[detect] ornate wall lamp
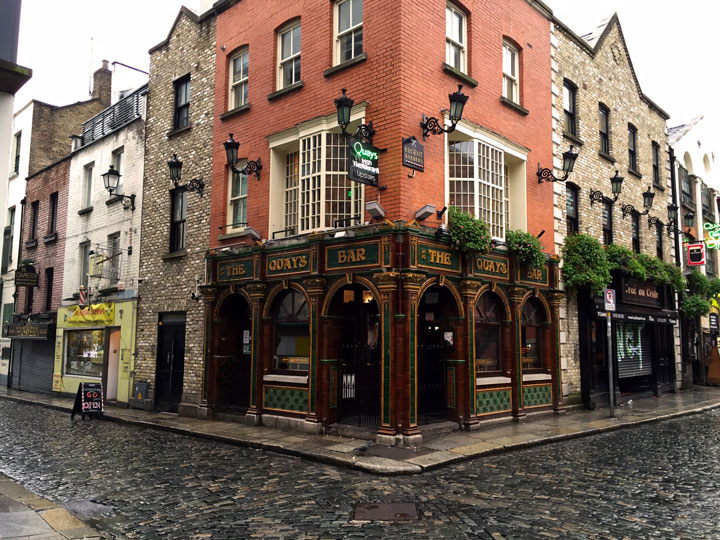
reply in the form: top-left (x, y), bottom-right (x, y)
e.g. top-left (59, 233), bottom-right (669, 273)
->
top-left (167, 154), bottom-right (204, 196)
top-left (420, 84), bottom-right (469, 140)
top-left (682, 210), bottom-right (695, 240)
top-left (590, 170), bottom-right (624, 206)
top-left (223, 133), bottom-right (262, 179)
top-left (621, 186), bottom-right (655, 219)
top-left (537, 145), bottom-right (579, 183)
top-left (102, 165), bottom-right (135, 210)
top-left (662, 203), bottom-right (679, 237)
top-left (334, 88), bottom-right (376, 144)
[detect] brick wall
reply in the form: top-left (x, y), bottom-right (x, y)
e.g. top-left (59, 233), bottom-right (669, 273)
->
top-left (135, 8), bottom-right (216, 412)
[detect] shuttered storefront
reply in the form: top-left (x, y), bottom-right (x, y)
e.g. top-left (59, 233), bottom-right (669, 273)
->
top-left (616, 321), bottom-right (653, 379)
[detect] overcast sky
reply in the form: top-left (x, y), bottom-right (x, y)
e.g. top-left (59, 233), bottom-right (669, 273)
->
top-left (13, 1), bottom-right (719, 136)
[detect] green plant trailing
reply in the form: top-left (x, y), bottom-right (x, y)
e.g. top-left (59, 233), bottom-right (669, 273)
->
top-left (687, 269), bottom-right (710, 297)
top-left (709, 277), bottom-right (720, 300)
top-left (505, 229), bottom-right (545, 269)
top-left (635, 254), bottom-right (670, 285)
top-left (604, 244), bottom-right (646, 280)
top-left (682, 294), bottom-right (711, 319)
top-left (666, 263), bottom-right (686, 301)
top-left (447, 206), bottom-right (492, 254)
top-left (561, 233), bottom-right (612, 295)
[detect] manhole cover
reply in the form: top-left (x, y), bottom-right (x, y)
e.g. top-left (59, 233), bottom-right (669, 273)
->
top-left (353, 502), bottom-right (418, 522)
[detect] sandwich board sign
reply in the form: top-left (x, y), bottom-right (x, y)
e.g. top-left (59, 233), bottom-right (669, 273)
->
top-left (71, 382), bottom-right (104, 420)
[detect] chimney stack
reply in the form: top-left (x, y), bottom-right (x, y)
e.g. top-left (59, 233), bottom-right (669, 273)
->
top-left (92, 60), bottom-right (112, 106)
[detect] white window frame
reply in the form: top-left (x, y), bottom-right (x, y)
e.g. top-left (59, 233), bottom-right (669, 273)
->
top-left (79, 242), bottom-right (90, 290)
top-left (113, 147), bottom-right (124, 195)
top-left (334, 0), bottom-right (363, 66)
top-left (278, 22), bottom-right (301, 90)
top-left (445, 2), bottom-right (466, 72)
top-left (82, 162), bottom-right (94, 209)
top-left (227, 163), bottom-right (248, 233)
top-left (11, 131), bottom-right (21, 175)
top-left (108, 233), bottom-right (121, 284)
top-left (229, 48), bottom-right (249, 110)
top-left (502, 41), bottom-right (519, 104)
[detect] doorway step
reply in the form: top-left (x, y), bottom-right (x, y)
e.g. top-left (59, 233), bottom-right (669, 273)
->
top-left (327, 423), bottom-right (378, 441)
top-left (419, 420), bottom-right (459, 437)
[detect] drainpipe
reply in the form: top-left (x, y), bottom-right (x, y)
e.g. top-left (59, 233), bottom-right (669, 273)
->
top-left (669, 147), bottom-right (686, 388)
top-left (8, 196), bottom-right (26, 387)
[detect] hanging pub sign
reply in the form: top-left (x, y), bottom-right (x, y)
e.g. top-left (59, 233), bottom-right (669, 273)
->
top-left (15, 263), bottom-right (38, 287)
top-left (704, 222), bottom-right (720, 250)
top-left (347, 136), bottom-right (380, 187)
top-left (402, 136), bottom-right (424, 171)
top-left (71, 381), bottom-right (104, 420)
top-left (687, 242), bottom-right (706, 266)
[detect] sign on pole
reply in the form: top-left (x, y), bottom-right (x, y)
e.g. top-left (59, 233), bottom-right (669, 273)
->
top-left (347, 136), bottom-right (380, 187)
top-left (687, 242), bottom-right (706, 266)
top-left (604, 288), bottom-right (616, 312)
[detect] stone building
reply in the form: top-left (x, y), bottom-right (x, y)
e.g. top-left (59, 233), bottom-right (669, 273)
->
top-left (51, 84), bottom-right (147, 406)
top-left (134, 6), bottom-right (216, 415)
top-left (198, 0), bottom-right (561, 442)
top-left (668, 116), bottom-right (719, 385)
top-left (551, 14), bottom-right (678, 409)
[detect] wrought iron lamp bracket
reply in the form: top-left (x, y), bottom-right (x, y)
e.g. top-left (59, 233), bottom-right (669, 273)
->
top-left (537, 165), bottom-right (571, 184)
top-left (421, 114), bottom-right (458, 141)
top-left (231, 158), bottom-right (262, 180)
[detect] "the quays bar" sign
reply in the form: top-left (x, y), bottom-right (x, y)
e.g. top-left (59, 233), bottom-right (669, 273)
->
top-left (218, 258), bottom-right (254, 282)
top-left (266, 250), bottom-right (312, 277)
top-left (417, 243), bottom-right (460, 272)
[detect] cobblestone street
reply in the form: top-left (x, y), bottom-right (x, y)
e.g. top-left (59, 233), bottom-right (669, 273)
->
top-left (1, 400), bottom-right (719, 539)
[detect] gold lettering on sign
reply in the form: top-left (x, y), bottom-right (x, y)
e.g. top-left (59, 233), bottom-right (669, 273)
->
top-left (337, 248), bottom-right (367, 264)
top-left (268, 255), bottom-right (309, 272)
top-left (475, 258), bottom-right (508, 275)
top-left (224, 264), bottom-right (246, 277)
top-left (428, 249), bottom-right (452, 266)
top-left (526, 268), bottom-right (543, 280)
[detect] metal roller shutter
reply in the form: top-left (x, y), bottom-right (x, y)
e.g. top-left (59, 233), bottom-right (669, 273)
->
top-left (616, 322), bottom-right (652, 379)
top-left (11, 340), bottom-right (54, 393)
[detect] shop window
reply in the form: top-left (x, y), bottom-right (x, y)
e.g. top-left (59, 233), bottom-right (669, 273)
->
top-left (599, 103), bottom-right (610, 155)
top-left (273, 290), bottom-right (309, 372)
top-left (65, 329), bottom-right (105, 378)
top-left (174, 75), bottom-right (191, 129)
top-left (566, 183), bottom-right (579, 236)
top-left (502, 40), bottom-right (519, 104)
top-left (170, 188), bottom-right (187, 252)
top-left (475, 292), bottom-right (504, 374)
top-left (563, 80), bottom-right (577, 136)
top-left (445, 2), bottom-right (466, 72)
top-left (229, 48), bottom-right (249, 110)
top-left (521, 297), bottom-right (546, 371)
top-left (335, 0), bottom-right (363, 65)
top-left (278, 22), bottom-right (301, 90)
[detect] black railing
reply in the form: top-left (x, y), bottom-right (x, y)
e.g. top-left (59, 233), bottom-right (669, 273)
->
top-left (81, 85), bottom-right (147, 146)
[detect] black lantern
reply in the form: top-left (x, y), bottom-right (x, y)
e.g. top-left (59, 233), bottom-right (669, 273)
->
top-left (223, 133), bottom-right (262, 180)
top-left (622, 185), bottom-right (655, 219)
top-left (537, 145), bottom-right (579, 183)
top-left (101, 165), bottom-right (135, 210)
top-left (333, 88), bottom-right (375, 144)
top-left (421, 84), bottom-right (469, 140)
top-left (668, 203), bottom-right (679, 223)
top-left (590, 170), bottom-right (623, 207)
top-left (684, 210), bottom-right (695, 229)
top-left (168, 153), bottom-right (204, 196)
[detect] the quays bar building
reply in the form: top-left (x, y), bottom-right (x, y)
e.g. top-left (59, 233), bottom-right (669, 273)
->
top-left (200, 227), bottom-right (563, 442)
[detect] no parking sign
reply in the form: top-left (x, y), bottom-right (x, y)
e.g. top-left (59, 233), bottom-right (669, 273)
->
top-left (604, 288), bottom-right (616, 312)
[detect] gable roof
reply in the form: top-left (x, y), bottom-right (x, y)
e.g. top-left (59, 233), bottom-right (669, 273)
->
top-left (554, 13), bottom-right (670, 120)
top-left (149, 5), bottom-right (213, 54)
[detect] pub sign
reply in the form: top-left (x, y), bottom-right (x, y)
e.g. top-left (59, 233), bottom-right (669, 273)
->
top-left (347, 136), bottom-right (380, 187)
top-left (402, 136), bottom-right (424, 171)
top-left (15, 264), bottom-right (38, 287)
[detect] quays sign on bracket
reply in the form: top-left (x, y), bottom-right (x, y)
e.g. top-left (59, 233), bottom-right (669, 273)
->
top-left (266, 249), bottom-right (312, 277)
top-left (325, 242), bottom-right (380, 271)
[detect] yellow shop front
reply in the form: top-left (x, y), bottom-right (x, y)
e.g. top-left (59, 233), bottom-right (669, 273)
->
top-left (54, 300), bottom-right (137, 405)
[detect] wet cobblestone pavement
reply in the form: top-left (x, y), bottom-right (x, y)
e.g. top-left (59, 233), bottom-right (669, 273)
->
top-left (1, 400), bottom-right (719, 539)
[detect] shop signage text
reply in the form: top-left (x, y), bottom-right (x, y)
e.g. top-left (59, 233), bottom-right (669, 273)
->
top-left (473, 254), bottom-right (510, 280)
top-left (623, 278), bottom-right (661, 308)
top-left (347, 136), bottom-right (380, 187)
top-left (15, 264), bottom-right (38, 287)
top-left (687, 242), bottom-right (705, 266)
top-left (418, 243), bottom-right (460, 272)
top-left (67, 303), bottom-right (115, 326)
top-left (266, 251), bottom-right (311, 277)
top-left (218, 259), bottom-right (254, 282)
top-left (518, 263), bottom-right (548, 286)
top-left (704, 223), bottom-right (720, 250)
top-left (7, 323), bottom-right (52, 340)
top-left (711, 313), bottom-right (719, 331)
top-left (402, 136), bottom-right (424, 171)
top-left (71, 382), bottom-right (103, 420)
top-left (326, 242), bottom-right (380, 270)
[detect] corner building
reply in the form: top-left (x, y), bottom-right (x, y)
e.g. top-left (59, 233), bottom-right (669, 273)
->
top-left (202, 0), bottom-right (559, 442)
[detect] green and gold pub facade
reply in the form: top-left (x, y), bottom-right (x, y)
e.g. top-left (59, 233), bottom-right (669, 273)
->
top-left (200, 222), bottom-right (564, 443)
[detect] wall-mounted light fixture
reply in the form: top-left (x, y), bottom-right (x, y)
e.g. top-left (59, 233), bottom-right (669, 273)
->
top-left (537, 145), bottom-right (579, 183)
top-left (334, 88), bottom-right (375, 144)
top-left (682, 210), bottom-right (696, 240)
top-left (621, 186), bottom-right (655, 219)
top-left (167, 154), bottom-right (204, 196)
top-left (223, 133), bottom-right (262, 179)
top-left (421, 84), bottom-right (469, 140)
top-left (590, 170), bottom-right (624, 206)
top-left (662, 203), bottom-right (679, 237)
top-left (102, 165), bottom-right (135, 210)
top-left (415, 204), bottom-right (436, 221)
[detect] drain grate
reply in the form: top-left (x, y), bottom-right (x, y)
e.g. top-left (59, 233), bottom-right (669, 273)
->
top-left (352, 502), bottom-right (418, 522)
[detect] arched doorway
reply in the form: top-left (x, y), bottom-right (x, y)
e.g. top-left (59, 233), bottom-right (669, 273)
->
top-left (327, 284), bottom-right (380, 426)
top-left (418, 284), bottom-right (459, 424)
top-left (212, 292), bottom-right (253, 412)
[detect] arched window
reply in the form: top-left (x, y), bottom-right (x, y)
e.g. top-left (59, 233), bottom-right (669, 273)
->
top-left (273, 290), bottom-right (309, 372)
top-left (475, 292), bottom-right (504, 373)
top-left (521, 298), bottom-right (546, 371)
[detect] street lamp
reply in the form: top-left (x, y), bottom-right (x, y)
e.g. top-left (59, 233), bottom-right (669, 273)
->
top-left (590, 170), bottom-right (624, 206)
top-left (334, 88), bottom-right (376, 144)
top-left (421, 84), bottom-right (469, 140)
top-left (537, 145), bottom-right (579, 183)
top-left (223, 133), bottom-right (262, 179)
top-left (622, 186), bottom-right (655, 219)
top-left (101, 165), bottom-right (135, 210)
top-left (167, 154), bottom-right (204, 196)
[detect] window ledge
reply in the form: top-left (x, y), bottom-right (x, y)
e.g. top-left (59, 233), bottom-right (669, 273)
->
top-left (218, 229), bottom-right (258, 241)
top-left (628, 168), bottom-right (642, 179)
top-left (442, 63), bottom-right (478, 87)
top-left (522, 373), bottom-right (552, 382)
top-left (42, 232), bottom-right (57, 244)
top-left (167, 124), bottom-right (192, 139)
top-left (263, 374), bottom-right (308, 385)
top-left (500, 96), bottom-right (529, 116)
top-left (8, 172), bottom-right (18, 180)
top-left (562, 131), bottom-right (584, 146)
top-left (598, 151), bottom-right (616, 164)
top-left (652, 183), bottom-right (665, 192)
top-left (24, 239), bottom-right (37, 249)
top-left (267, 81), bottom-right (304, 102)
top-left (78, 206), bottom-right (93, 216)
top-left (324, 53), bottom-right (367, 78)
top-left (161, 250), bottom-right (187, 260)
top-left (219, 103), bottom-right (251, 121)
top-left (476, 376), bottom-right (511, 386)
top-left (98, 286), bottom-right (119, 295)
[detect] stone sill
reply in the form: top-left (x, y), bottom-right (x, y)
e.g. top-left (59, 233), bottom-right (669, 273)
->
top-left (599, 151), bottom-right (616, 164)
top-left (476, 376), bottom-right (511, 386)
top-left (219, 103), bottom-right (251, 121)
top-left (263, 374), bottom-right (308, 385)
top-left (323, 53), bottom-right (367, 78)
top-left (562, 131), bottom-right (584, 146)
top-left (500, 96), bottom-right (529, 116)
top-left (218, 230), bottom-right (248, 241)
top-left (78, 206), bottom-right (93, 216)
top-left (24, 239), bottom-right (37, 249)
top-left (628, 168), bottom-right (642, 179)
top-left (161, 250), bottom-right (187, 260)
top-left (267, 81), bottom-right (304, 102)
top-left (652, 182), bottom-right (665, 192)
top-left (42, 232), bottom-right (57, 244)
top-left (442, 62), bottom-right (478, 87)
top-left (167, 124), bottom-right (192, 139)
top-left (523, 373), bottom-right (552, 382)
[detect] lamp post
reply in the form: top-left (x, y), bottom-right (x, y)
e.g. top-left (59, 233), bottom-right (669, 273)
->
top-left (537, 145), bottom-right (579, 183)
top-left (223, 133), bottom-right (262, 179)
top-left (101, 165), bottom-right (135, 210)
top-left (167, 154), bottom-right (204, 196)
top-left (420, 84), bottom-right (469, 140)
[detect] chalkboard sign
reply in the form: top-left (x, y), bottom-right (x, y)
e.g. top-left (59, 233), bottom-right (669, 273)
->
top-left (71, 382), bottom-right (104, 419)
